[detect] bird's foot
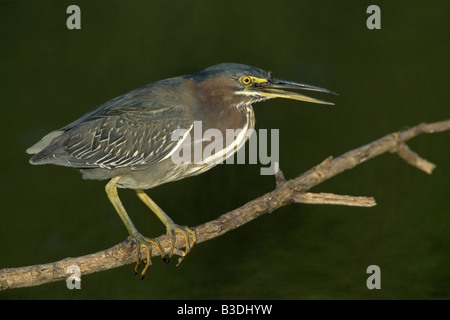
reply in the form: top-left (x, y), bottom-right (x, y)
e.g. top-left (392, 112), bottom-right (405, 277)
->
top-left (132, 233), bottom-right (165, 279)
top-left (166, 224), bottom-right (197, 266)
top-left (132, 225), bottom-right (196, 278)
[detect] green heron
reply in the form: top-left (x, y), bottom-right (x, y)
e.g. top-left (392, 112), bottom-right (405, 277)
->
top-left (26, 63), bottom-right (336, 277)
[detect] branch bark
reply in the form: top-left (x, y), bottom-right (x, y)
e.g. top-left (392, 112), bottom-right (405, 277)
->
top-left (1, 119), bottom-right (449, 291)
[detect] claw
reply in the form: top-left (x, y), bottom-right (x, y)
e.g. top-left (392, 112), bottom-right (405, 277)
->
top-left (134, 258), bottom-right (140, 276)
top-left (131, 226), bottom-right (196, 277)
top-left (131, 234), bottom-right (166, 278)
top-left (140, 244), bottom-right (151, 277)
top-left (133, 238), bottom-right (144, 275)
top-left (166, 225), bottom-right (197, 265)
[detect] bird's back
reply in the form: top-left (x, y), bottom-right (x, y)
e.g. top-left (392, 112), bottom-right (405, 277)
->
top-left (27, 77), bottom-right (197, 173)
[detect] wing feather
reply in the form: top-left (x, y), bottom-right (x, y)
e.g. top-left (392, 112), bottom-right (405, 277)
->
top-left (28, 78), bottom-right (196, 170)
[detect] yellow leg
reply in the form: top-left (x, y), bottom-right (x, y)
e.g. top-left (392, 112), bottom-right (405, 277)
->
top-left (135, 189), bottom-right (197, 265)
top-left (105, 176), bottom-right (164, 278)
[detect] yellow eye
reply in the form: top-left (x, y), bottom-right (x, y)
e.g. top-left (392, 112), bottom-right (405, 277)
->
top-left (240, 76), bottom-right (252, 85)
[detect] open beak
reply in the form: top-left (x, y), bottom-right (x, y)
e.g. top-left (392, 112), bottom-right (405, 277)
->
top-left (253, 78), bottom-right (337, 105)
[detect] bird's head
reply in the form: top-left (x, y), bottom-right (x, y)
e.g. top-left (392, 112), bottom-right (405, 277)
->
top-left (186, 63), bottom-right (337, 108)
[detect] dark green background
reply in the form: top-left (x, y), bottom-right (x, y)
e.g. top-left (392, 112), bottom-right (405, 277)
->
top-left (1, 0), bottom-right (449, 299)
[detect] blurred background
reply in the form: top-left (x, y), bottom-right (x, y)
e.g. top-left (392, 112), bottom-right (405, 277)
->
top-left (0, 0), bottom-right (449, 299)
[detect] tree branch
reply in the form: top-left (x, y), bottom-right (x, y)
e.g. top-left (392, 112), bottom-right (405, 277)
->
top-left (1, 119), bottom-right (449, 291)
top-left (294, 192), bottom-right (376, 207)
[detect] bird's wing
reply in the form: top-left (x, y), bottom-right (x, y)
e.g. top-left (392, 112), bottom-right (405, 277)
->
top-left (69, 105), bottom-right (193, 170)
top-left (30, 101), bottom-right (195, 170)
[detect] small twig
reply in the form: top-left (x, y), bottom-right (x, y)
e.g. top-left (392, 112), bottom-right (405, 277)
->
top-left (394, 142), bottom-right (436, 174)
top-left (274, 161), bottom-right (286, 186)
top-left (1, 119), bottom-right (449, 291)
